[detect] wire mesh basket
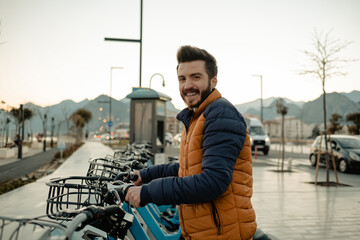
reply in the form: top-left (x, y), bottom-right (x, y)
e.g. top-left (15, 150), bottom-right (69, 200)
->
top-left (46, 176), bottom-right (110, 220)
top-left (86, 158), bottom-right (130, 181)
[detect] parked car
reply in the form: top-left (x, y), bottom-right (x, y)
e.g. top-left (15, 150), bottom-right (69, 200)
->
top-left (309, 135), bottom-right (360, 173)
top-left (115, 128), bottom-right (130, 140)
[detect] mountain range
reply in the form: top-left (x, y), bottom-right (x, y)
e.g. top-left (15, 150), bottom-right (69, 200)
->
top-left (3, 90), bottom-right (359, 135)
top-left (237, 90), bottom-right (359, 124)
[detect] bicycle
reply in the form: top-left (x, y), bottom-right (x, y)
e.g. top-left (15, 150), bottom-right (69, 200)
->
top-left (0, 204), bottom-right (133, 240)
top-left (46, 172), bottom-right (181, 240)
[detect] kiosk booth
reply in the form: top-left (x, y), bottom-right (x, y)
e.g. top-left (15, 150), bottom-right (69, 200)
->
top-left (126, 88), bottom-right (171, 164)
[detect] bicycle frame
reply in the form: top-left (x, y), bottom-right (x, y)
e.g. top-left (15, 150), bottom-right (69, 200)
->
top-left (122, 203), bottom-right (182, 240)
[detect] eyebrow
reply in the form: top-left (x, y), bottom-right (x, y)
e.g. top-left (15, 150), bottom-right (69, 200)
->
top-left (190, 72), bottom-right (203, 77)
top-left (178, 72), bottom-right (202, 77)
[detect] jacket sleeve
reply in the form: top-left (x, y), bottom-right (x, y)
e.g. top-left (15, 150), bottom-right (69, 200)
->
top-left (140, 162), bottom-right (179, 183)
top-left (140, 99), bottom-right (247, 206)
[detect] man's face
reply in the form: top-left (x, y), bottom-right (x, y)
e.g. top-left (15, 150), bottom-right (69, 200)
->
top-left (177, 60), bottom-right (217, 110)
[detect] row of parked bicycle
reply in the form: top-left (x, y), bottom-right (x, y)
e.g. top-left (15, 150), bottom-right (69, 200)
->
top-left (0, 143), bottom-right (182, 240)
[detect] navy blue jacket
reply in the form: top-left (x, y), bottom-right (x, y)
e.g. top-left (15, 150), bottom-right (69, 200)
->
top-left (139, 96), bottom-right (247, 206)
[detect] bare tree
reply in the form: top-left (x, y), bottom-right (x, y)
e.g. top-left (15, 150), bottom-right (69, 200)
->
top-left (300, 29), bottom-right (357, 184)
top-left (61, 105), bottom-right (71, 137)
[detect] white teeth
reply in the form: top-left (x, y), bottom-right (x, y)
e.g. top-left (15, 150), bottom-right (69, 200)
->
top-left (187, 93), bottom-right (196, 96)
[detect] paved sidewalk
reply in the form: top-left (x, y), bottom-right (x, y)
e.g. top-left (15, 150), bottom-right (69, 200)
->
top-left (0, 142), bottom-right (359, 239)
top-left (0, 141), bottom-right (113, 217)
top-left (252, 165), bottom-right (360, 239)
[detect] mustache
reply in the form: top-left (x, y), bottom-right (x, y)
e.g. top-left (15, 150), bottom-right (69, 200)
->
top-left (182, 88), bottom-right (199, 95)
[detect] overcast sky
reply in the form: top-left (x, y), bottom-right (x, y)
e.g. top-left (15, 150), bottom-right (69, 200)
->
top-left (0, 0), bottom-right (359, 110)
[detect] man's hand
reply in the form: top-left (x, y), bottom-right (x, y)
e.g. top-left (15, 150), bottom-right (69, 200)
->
top-left (125, 186), bottom-right (142, 208)
top-left (132, 170), bottom-right (143, 186)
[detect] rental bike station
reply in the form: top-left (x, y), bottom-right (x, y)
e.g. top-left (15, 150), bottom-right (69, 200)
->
top-left (0, 89), bottom-right (181, 239)
top-left (0, 142), bottom-right (181, 240)
top-left (0, 88), bottom-right (273, 239)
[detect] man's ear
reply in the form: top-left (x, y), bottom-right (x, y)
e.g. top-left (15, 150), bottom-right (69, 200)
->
top-left (211, 77), bottom-right (217, 89)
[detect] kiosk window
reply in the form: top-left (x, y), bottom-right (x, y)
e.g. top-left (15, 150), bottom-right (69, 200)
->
top-left (134, 102), bottom-right (152, 143)
top-left (157, 101), bottom-right (165, 116)
top-left (157, 120), bottom-right (164, 146)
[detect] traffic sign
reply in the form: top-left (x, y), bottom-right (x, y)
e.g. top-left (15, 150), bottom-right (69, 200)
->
top-left (108, 121), bottom-right (113, 127)
top-left (57, 140), bottom-right (66, 150)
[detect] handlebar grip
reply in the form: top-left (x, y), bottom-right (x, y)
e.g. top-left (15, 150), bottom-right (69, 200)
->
top-left (103, 205), bottom-right (122, 214)
top-left (114, 172), bottom-right (127, 181)
top-left (132, 161), bottom-right (145, 170)
top-left (123, 184), bottom-right (133, 199)
top-left (130, 172), bottom-right (138, 182)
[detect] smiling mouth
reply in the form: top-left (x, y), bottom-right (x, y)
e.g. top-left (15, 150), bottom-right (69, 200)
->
top-left (186, 92), bottom-right (198, 97)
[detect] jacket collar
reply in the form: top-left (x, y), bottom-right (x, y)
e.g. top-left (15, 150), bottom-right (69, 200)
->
top-left (177, 89), bottom-right (222, 127)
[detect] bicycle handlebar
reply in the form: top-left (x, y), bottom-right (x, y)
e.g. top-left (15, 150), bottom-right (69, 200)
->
top-left (63, 205), bottom-right (133, 239)
top-left (0, 205), bottom-right (133, 240)
top-left (114, 171), bottom-right (138, 182)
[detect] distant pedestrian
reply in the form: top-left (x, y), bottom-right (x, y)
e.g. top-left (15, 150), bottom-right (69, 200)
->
top-left (14, 134), bottom-right (20, 147)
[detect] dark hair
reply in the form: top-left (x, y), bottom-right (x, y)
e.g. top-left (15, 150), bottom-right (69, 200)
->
top-left (176, 45), bottom-right (218, 80)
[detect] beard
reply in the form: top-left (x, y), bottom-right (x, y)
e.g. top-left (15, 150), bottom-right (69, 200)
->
top-left (181, 83), bottom-right (213, 110)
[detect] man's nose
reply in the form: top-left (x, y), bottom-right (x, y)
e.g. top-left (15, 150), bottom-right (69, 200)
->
top-left (183, 79), bottom-right (194, 89)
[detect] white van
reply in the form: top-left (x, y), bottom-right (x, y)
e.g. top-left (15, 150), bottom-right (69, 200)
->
top-left (244, 117), bottom-right (271, 155)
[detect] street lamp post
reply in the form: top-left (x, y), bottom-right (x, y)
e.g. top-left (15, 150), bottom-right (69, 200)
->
top-left (17, 104), bottom-right (24, 159)
top-left (104, 0), bottom-right (143, 87)
top-left (51, 117), bottom-right (55, 148)
top-left (149, 73), bottom-right (165, 89)
top-left (252, 74), bottom-right (263, 124)
top-left (109, 67), bottom-right (123, 147)
top-left (43, 114), bottom-right (47, 152)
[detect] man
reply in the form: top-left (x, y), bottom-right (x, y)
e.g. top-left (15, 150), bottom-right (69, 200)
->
top-left (126, 45), bottom-right (256, 239)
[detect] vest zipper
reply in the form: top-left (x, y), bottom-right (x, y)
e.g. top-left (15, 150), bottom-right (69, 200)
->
top-left (184, 127), bottom-right (189, 170)
top-left (211, 201), bottom-right (221, 235)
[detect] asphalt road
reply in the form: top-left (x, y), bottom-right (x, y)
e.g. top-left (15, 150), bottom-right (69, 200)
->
top-left (0, 148), bottom-right (57, 183)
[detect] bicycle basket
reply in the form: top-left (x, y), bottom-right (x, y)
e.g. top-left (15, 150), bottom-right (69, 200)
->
top-left (0, 216), bottom-right (67, 240)
top-left (86, 158), bottom-right (130, 182)
top-left (46, 176), bottom-right (108, 220)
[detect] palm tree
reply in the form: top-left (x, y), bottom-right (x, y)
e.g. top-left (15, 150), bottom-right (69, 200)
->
top-left (10, 107), bottom-right (33, 136)
top-left (71, 109), bottom-right (92, 144)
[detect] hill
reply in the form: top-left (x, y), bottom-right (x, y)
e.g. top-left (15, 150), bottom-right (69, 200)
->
top-left (3, 90), bottom-right (358, 136)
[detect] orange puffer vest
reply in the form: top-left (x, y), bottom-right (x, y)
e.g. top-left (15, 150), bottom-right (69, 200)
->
top-left (178, 90), bottom-right (256, 239)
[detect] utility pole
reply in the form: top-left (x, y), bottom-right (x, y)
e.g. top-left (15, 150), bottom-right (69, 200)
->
top-left (105, 0), bottom-right (143, 87)
top-left (276, 98), bottom-right (288, 171)
top-left (109, 67), bottom-right (123, 147)
top-left (17, 104), bottom-right (24, 159)
top-left (43, 114), bottom-right (47, 152)
top-left (51, 117), bottom-right (55, 148)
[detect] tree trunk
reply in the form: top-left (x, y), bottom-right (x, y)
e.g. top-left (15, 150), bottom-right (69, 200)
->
top-left (281, 113), bottom-right (285, 171)
top-left (75, 127), bottom-right (83, 145)
top-left (322, 85), bottom-right (330, 183)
